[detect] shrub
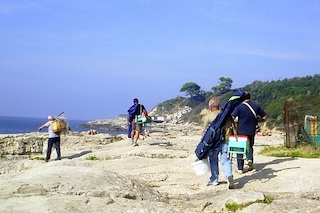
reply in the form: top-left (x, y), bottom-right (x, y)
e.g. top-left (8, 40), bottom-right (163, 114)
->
top-left (85, 155), bottom-right (99, 160)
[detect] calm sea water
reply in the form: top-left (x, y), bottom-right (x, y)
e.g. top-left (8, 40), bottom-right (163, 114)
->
top-left (0, 116), bottom-right (125, 134)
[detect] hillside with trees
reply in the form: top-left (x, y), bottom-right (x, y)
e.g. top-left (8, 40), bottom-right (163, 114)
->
top-left (152, 74), bottom-right (320, 130)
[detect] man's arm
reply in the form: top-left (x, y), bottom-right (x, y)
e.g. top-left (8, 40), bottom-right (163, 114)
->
top-left (38, 123), bottom-right (47, 131)
top-left (260, 115), bottom-right (267, 122)
top-left (143, 108), bottom-right (149, 117)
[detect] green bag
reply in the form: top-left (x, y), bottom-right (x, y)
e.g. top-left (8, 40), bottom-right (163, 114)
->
top-left (135, 115), bottom-right (143, 124)
top-left (135, 115), bottom-right (152, 124)
top-left (142, 116), bottom-right (152, 123)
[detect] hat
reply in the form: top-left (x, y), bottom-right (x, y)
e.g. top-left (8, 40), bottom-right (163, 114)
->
top-left (48, 115), bottom-right (53, 120)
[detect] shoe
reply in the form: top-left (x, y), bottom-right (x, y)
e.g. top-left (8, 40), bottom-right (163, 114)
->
top-left (55, 158), bottom-right (61, 161)
top-left (44, 159), bottom-right (49, 162)
top-left (247, 161), bottom-right (254, 171)
top-left (227, 175), bottom-right (234, 189)
top-left (235, 170), bottom-right (243, 174)
top-left (207, 180), bottom-right (219, 186)
top-left (133, 143), bottom-right (138, 147)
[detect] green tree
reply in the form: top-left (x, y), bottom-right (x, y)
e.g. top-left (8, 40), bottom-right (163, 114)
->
top-left (211, 77), bottom-right (233, 95)
top-left (180, 82), bottom-right (201, 97)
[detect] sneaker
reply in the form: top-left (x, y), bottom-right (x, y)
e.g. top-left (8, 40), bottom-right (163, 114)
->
top-left (207, 180), bottom-right (219, 186)
top-left (247, 161), bottom-right (254, 171)
top-left (227, 175), bottom-right (234, 189)
top-left (44, 159), bottom-right (49, 162)
top-left (235, 170), bottom-right (244, 174)
top-left (133, 143), bottom-right (138, 147)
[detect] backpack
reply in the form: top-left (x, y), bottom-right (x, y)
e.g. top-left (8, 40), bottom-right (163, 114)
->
top-left (52, 120), bottom-right (67, 133)
top-left (195, 90), bottom-right (245, 160)
top-left (128, 104), bottom-right (140, 122)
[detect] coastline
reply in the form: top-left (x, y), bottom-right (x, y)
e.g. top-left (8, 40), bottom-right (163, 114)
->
top-left (0, 116), bottom-right (89, 134)
top-left (1, 126), bottom-right (320, 212)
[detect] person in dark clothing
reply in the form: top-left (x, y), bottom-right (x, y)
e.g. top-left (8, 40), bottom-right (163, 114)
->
top-left (231, 91), bottom-right (267, 173)
top-left (127, 98), bottom-right (149, 146)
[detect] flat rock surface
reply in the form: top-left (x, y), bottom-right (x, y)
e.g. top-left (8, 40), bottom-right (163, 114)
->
top-left (1, 131), bottom-right (320, 213)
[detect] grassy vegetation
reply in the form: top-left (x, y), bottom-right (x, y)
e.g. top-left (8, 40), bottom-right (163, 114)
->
top-left (259, 145), bottom-right (320, 158)
top-left (111, 134), bottom-right (122, 141)
top-left (30, 156), bottom-right (45, 160)
top-left (85, 155), bottom-right (99, 160)
top-left (152, 74), bottom-right (320, 129)
top-left (223, 195), bottom-right (274, 212)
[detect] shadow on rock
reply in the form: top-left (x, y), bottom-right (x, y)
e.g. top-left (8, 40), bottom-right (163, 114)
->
top-left (235, 157), bottom-right (298, 188)
top-left (64, 150), bottom-right (92, 159)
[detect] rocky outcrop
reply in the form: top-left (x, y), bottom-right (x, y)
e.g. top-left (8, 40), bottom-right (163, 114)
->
top-left (0, 114), bottom-right (199, 156)
top-left (149, 105), bottom-right (192, 124)
top-left (1, 132), bottom-right (320, 212)
top-left (0, 134), bottom-right (44, 155)
top-left (80, 106), bottom-right (196, 133)
top-left (0, 132), bottom-right (123, 156)
top-left (79, 118), bottom-right (127, 131)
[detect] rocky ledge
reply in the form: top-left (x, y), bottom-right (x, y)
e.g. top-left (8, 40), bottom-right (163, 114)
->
top-left (79, 117), bottom-right (200, 133)
top-left (0, 132), bottom-right (123, 156)
top-left (80, 118), bottom-right (128, 131)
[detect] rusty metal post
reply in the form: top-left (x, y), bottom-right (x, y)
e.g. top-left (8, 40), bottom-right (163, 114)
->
top-left (284, 101), bottom-right (291, 148)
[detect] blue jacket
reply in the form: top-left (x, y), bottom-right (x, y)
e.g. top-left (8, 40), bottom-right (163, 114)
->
top-left (231, 101), bottom-right (266, 135)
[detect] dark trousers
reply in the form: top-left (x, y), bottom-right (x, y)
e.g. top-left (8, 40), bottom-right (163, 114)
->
top-left (46, 137), bottom-right (61, 160)
top-left (237, 135), bottom-right (255, 170)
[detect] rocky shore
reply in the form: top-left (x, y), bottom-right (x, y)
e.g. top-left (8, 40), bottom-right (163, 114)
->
top-left (1, 122), bottom-right (320, 212)
top-left (79, 116), bottom-right (197, 134)
top-left (79, 118), bottom-right (128, 132)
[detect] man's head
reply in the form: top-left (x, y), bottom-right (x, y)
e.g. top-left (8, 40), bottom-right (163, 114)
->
top-left (208, 98), bottom-right (220, 110)
top-left (48, 115), bottom-right (53, 120)
top-left (243, 91), bottom-right (251, 100)
top-left (133, 98), bottom-right (139, 104)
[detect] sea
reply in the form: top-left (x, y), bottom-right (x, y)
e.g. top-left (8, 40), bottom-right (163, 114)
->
top-left (0, 116), bottom-right (126, 135)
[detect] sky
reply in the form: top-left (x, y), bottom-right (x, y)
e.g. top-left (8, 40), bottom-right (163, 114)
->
top-left (1, 0), bottom-right (320, 121)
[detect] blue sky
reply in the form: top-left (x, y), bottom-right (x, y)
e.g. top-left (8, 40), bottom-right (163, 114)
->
top-left (1, 0), bottom-right (319, 121)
